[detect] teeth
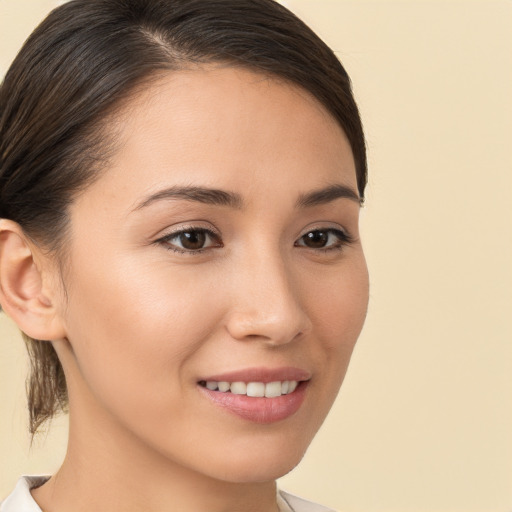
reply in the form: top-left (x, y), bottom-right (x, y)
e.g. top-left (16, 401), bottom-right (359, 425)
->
top-left (265, 381), bottom-right (282, 398)
top-left (247, 382), bottom-right (265, 397)
top-left (218, 381), bottom-right (230, 392)
top-left (230, 382), bottom-right (247, 395)
top-left (202, 380), bottom-right (300, 396)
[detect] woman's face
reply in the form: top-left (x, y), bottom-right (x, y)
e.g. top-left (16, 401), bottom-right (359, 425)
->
top-left (54, 66), bottom-right (369, 483)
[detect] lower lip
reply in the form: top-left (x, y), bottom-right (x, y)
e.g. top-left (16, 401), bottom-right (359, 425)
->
top-left (199, 382), bottom-right (308, 424)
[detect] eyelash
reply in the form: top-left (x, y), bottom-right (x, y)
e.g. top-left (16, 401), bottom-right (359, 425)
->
top-left (294, 228), bottom-right (353, 253)
top-left (156, 227), bottom-right (221, 255)
top-left (155, 227), bottom-right (353, 255)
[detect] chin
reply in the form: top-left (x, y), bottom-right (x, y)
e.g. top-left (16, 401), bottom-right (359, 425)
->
top-left (218, 457), bottom-right (305, 484)
top-left (208, 434), bottom-right (311, 484)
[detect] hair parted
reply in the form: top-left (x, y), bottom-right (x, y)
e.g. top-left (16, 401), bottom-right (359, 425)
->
top-left (0, 0), bottom-right (367, 435)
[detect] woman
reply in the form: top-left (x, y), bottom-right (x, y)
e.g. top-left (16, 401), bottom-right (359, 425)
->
top-left (0, 1), bottom-right (368, 511)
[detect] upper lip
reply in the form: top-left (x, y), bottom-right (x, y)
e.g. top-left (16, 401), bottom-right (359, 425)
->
top-left (199, 366), bottom-right (311, 384)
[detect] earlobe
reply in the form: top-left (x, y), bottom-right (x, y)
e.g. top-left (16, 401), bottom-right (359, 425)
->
top-left (0, 219), bottom-right (66, 341)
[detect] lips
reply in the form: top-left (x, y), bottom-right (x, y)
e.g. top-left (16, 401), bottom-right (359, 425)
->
top-left (200, 366), bottom-right (311, 383)
top-left (198, 367), bottom-right (310, 423)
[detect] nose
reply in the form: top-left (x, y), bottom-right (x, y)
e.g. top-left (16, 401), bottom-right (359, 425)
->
top-left (225, 248), bottom-right (312, 345)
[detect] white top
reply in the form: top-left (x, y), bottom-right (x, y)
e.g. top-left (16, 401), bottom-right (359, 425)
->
top-left (1, 476), bottom-right (337, 512)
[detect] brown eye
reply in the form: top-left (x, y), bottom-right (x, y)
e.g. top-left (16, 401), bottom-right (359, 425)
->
top-left (179, 231), bottom-right (207, 250)
top-left (159, 228), bottom-right (222, 253)
top-left (295, 228), bottom-right (351, 251)
top-left (302, 230), bottom-right (329, 248)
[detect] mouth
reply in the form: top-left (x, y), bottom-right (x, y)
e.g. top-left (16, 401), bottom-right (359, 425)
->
top-left (197, 367), bottom-right (310, 423)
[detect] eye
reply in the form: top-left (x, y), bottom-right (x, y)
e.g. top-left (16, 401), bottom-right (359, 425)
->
top-left (157, 228), bottom-right (222, 254)
top-left (295, 228), bottom-right (352, 251)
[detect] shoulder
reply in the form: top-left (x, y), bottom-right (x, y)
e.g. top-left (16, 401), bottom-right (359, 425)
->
top-left (278, 489), bottom-right (339, 512)
top-left (0, 476), bottom-right (48, 512)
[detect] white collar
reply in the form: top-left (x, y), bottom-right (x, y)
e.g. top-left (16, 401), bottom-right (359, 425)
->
top-left (0, 476), bottom-right (48, 512)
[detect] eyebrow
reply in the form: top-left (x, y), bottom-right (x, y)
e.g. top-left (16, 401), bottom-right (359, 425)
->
top-left (133, 185), bottom-right (244, 211)
top-left (133, 182), bottom-right (361, 212)
top-left (295, 183), bottom-right (362, 208)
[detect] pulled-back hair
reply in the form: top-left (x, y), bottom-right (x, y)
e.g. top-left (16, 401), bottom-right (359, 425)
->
top-left (0, 0), bottom-right (367, 434)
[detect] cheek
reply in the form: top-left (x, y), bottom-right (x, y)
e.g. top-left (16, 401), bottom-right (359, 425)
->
top-left (61, 255), bottom-right (222, 411)
top-left (309, 257), bottom-right (369, 353)
top-left (301, 255), bottom-right (369, 407)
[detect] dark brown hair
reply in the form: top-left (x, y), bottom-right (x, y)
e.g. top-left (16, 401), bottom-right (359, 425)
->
top-left (0, 0), bottom-right (367, 434)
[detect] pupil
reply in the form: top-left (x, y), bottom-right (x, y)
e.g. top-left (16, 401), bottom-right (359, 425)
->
top-left (180, 231), bottom-right (206, 250)
top-left (305, 231), bottom-right (328, 248)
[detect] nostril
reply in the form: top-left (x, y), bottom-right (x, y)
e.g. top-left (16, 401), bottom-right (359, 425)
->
top-left (225, 309), bottom-right (309, 345)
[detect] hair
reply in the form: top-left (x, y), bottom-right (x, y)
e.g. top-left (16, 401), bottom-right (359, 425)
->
top-left (0, 0), bottom-right (367, 435)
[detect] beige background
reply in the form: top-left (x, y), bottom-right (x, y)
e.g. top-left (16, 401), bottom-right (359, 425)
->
top-left (1, 1), bottom-right (511, 511)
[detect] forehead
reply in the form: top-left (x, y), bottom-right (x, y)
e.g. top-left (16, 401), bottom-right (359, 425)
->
top-left (76, 65), bottom-right (356, 212)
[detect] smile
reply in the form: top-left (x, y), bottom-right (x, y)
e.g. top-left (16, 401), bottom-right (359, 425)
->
top-left (199, 380), bottom-right (299, 397)
top-left (198, 369), bottom-right (310, 423)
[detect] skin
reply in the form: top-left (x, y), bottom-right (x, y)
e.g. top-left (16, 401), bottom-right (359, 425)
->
top-left (26, 66), bottom-right (369, 512)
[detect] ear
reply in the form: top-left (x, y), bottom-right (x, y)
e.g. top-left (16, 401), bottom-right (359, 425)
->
top-left (0, 219), bottom-right (66, 341)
